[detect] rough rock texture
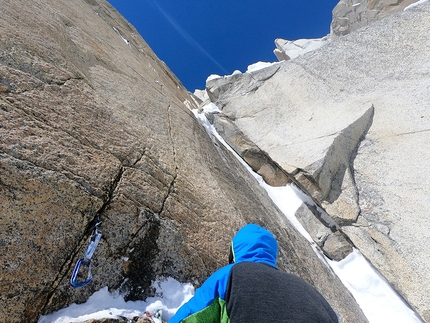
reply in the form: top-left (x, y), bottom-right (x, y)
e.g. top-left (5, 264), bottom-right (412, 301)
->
top-left (295, 204), bottom-right (353, 261)
top-left (273, 37), bottom-right (330, 62)
top-left (0, 0), bottom-right (367, 323)
top-left (208, 112), bottom-right (293, 187)
top-left (205, 2), bottom-right (430, 321)
top-left (275, 0), bottom-right (421, 63)
top-left (331, 0), bottom-right (418, 38)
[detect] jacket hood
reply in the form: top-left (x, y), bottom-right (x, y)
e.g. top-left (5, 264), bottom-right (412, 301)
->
top-left (231, 224), bottom-right (278, 268)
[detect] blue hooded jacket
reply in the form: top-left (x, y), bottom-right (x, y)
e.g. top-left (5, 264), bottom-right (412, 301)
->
top-left (168, 224), bottom-right (277, 323)
top-left (168, 224), bottom-right (339, 323)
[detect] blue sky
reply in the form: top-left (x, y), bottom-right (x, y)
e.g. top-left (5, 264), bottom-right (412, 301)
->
top-left (106, 0), bottom-right (339, 91)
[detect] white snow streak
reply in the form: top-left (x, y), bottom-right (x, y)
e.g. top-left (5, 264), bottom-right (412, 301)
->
top-left (112, 26), bottom-right (130, 45)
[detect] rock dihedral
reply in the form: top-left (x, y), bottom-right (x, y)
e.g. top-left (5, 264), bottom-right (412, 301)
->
top-left (0, 0), bottom-right (367, 323)
top-left (204, 2), bottom-right (430, 321)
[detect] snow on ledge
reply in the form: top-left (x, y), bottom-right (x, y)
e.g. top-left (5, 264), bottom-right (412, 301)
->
top-left (206, 74), bottom-right (222, 82)
top-left (246, 61), bottom-right (278, 73)
top-left (205, 62), bottom-right (277, 85)
top-left (202, 102), bottom-right (222, 114)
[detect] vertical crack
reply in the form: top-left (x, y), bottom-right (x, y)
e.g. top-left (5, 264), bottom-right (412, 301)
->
top-left (40, 164), bottom-right (125, 316)
top-left (159, 104), bottom-right (178, 215)
top-left (167, 104), bottom-right (178, 170)
top-left (131, 148), bottom-right (146, 167)
top-left (99, 165), bottom-right (125, 215)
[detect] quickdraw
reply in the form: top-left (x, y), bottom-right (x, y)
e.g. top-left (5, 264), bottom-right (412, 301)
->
top-left (70, 216), bottom-right (102, 288)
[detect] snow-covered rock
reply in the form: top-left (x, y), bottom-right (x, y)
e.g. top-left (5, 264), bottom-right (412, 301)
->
top-left (273, 37), bottom-right (330, 61)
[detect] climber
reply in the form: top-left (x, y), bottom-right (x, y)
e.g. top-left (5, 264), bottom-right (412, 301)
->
top-left (168, 223), bottom-right (339, 323)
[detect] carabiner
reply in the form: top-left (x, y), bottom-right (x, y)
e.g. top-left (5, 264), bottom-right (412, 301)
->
top-left (85, 230), bottom-right (102, 259)
top-left (70, 216), bottom-right (102, 288)
top-left (70, 258), bottom-right (93, 288)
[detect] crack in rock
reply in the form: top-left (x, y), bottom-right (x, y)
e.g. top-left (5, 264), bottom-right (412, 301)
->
top-left (158, 104), bottom-right (179, 215)
top-left (41, 163), bottom-right (125, 312)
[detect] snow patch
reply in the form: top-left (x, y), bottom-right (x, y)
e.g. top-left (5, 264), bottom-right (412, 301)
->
top-left (274, 37), bottom-right (329, 60)
top-left (246, 61), bottom-right (277, 73)
top-left (204, 62), bottom-right (276, 87)
top-left (329, 250), bottom-right (423, 322)
top-left (38, 278), bottom-right (194, 323)
top-left (112, 27), bottom-right (130, 45)
top-left (206, 74), bottom-right (222, 82)
top-left (201, 102), bottom-right (222, 114)
top-left (193, 89), bottom-right (209, 102)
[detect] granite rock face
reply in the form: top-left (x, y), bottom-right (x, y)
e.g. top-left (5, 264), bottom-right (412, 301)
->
top-left (274, 0), bottom-right (421, 63)
top-left (0, 0), bottom-right (367, 322)
top-left (331, 0), bottom-right (418, 38)
top-left (205, 2), bottom-right (430, 321)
